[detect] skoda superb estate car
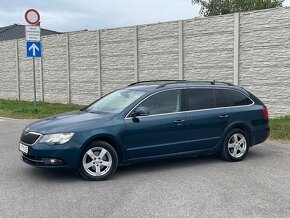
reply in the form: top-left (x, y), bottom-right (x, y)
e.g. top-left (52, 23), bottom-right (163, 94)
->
top-left (19, 80), bottom-right (270, 180)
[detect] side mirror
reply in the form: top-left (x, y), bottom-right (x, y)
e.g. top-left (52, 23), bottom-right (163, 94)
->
top-left (134, 107), bottom-right (150, 117)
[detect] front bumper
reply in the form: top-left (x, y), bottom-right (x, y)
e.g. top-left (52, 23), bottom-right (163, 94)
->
top-left (19, 140), bottom-right (81, 169)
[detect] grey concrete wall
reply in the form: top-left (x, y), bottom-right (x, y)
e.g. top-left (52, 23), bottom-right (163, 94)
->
top-left (138, 22), bottom-right (180, 81)
top-left (101, 27), bottom-right (135, 96)
top-left (0, 40), bottom-right (18, 100)
top-left (239, 8), bottom-right (290, 116)
top-left (0, 7), bottom-right (289, 116)
top-left (42, 34), bottom-right (67, 103)
top-left (183, 14), bottom-right (234, 82)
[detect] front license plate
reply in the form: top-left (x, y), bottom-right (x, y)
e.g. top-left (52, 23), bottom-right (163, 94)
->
top-left (19, 143), bottom-right (28, 154)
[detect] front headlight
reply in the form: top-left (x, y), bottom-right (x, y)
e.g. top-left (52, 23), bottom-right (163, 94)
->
top-left (39, 133), bottom-right (74, 145)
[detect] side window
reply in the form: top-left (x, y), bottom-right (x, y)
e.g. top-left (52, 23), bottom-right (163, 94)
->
top-left (185, 89), bottom-right (215, 110)
top-left (137, 90), bottom-right (181, 115)
top-left (214, 89), bottom-right (231, 108)
top-left (223, 89), bottom-right (253, 106)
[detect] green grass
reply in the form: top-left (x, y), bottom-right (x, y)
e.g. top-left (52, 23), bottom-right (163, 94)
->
top-left (269, 116), bottom-right (290, 142)
top-left (0, 99), bottom-right (289, 142)
top-left (0, 99), bottom-right (83, 119)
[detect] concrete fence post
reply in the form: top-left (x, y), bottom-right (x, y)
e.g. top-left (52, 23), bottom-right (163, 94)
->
top-left (15, 40), bottom-right (20, 100)
top-left (178, 20), bottom-right (184, 80)
top-left (234, 13), bottom-right (240, 85)
top-left (134, 26), bottom-right (139, 82)
top-left (66, 33), bottom-right (71, 104)
top-left (97, 30), bottom-right (102, 98)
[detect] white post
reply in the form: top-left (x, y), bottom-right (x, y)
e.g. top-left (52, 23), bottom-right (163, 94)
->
top-left (234, 13), bottom-right (240, 85)
top-left (178, 20), bottom-right (184, 80)
top-left (97, 30), bottom-right (102, 98)
top-left (66, 33), bottom-right (71, 104)
top-left (15, 40), bottom-right (20, 100)
top-left (134, 26), bottom-right (139, 82)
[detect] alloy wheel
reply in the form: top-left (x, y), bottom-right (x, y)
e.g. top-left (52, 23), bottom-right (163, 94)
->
top-left (82, 147), bottom-right (112, 177)
top-left (228, 133), bottom-right (247, 158)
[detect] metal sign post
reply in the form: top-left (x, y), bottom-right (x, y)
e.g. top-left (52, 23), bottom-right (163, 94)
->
top-left (24, 9), bottom-right (41, 111)
top-left (32, 57), bottom-right (36, 110)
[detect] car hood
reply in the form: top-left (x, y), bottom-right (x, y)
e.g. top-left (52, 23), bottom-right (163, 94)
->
top-left (25, 111), bottom-right (115, 134)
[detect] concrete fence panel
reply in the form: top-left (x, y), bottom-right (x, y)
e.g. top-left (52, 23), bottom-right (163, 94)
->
top-left (239, 7), bottom-right (290, 116)
top-left (42, 34), bottom-right (67, 103)
top-left (69, 31), bottom-right (99, 105)
top-left (183, 14), bottom-right (234, 82)
top-left (0, 40), bottom-right (18, 100)
top-left (100, 27), bottom-right (135, 95)
top-left (138, 22), bottom-right (180, 81)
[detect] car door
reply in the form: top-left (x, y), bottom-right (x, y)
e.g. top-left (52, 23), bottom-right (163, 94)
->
top-left (123, 89), bottom-right (187, 160)
top-left (184, 88), bottom-right (232, 150)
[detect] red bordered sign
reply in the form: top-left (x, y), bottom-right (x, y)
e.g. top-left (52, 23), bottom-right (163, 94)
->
top-left (24, 9), bottom-right (40, 25)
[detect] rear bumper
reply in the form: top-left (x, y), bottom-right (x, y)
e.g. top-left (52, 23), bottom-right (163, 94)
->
top-left (252, 127), bottom-right (270, 146)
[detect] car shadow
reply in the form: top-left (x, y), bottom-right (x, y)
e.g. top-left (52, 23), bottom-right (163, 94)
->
top-left (115, 154), bottom-right (220, 177)
top-left (22, 167), bottom-right (80, 183)
top-left (22, 146), bottom-right (273, 182)
top-left (22, 154), bottom-right (219, 182)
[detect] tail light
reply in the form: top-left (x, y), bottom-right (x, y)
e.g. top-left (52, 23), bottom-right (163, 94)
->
top-left (262, 107), bottom-right (269, 121)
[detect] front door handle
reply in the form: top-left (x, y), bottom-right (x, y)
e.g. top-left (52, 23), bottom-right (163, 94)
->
top-left (219, 115), bottom-right (229, 119)
top-left (174, 120), bottom-right (185, 125)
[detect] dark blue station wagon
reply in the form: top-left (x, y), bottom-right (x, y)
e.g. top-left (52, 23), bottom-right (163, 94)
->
top-left (19, 80), bottom-right (270, 180)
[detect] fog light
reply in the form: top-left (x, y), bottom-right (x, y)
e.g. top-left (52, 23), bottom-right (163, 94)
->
top-left (42, 158), bottom-right (64, 165)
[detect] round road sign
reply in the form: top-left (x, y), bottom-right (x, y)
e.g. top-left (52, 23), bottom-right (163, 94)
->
top-left (25, 9), bottom-right (40, 25)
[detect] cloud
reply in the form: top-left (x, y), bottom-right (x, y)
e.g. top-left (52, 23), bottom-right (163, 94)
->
top-left (0, 0), bottom-right (289, 32)
top-left (0, 0), bottom-right (199, 32)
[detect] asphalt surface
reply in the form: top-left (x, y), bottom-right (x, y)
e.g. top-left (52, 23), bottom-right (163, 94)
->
top-left (0, 118), bottom-right (289, 218)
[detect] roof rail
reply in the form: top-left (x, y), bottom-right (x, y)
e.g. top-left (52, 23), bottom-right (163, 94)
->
top-left (156, 80), bottom-right (234, 88)
top-left (128, 80), bottom-right (187, 86)
top-left (128, 80), bottom-right (234, 88)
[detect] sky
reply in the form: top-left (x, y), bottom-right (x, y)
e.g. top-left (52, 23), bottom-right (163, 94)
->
top-left (0, 0), bottom-right (290, 32)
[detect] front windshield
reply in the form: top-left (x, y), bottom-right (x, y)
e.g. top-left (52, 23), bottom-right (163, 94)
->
top-left (86, 89), bottom-right (146, 114)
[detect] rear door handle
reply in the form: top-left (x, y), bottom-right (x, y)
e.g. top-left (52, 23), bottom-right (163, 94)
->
top-left (219, 115), bottom-right (229, 119)
top-left (174, 120), bottom-right (185, 125)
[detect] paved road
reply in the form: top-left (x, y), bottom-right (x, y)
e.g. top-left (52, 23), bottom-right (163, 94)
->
top-left (0, 119), bottom-right (289, 218)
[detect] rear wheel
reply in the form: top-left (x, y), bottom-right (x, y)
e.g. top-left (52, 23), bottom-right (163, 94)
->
top-left (220, 129), bottom-right (249, 161)
top-left (79, 141), bottom-right (118, 181)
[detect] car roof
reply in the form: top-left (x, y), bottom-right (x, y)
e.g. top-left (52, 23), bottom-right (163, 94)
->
top-left (125, 80), bottom-right (249, 95)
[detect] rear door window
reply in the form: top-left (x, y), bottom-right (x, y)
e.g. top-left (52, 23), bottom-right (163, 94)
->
top-left (213, 89), bottom-right (231, 108)
top-left (184, 89), bottom-right (215, 111)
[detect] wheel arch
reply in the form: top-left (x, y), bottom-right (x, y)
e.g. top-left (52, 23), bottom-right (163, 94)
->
top-left (80, 134), bottom-right (124, 163)
top-left (221, 122), bottom-right (253, 148)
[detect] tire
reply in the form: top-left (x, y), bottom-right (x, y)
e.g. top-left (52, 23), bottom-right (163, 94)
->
top-left (79, 140), bottom-right (118, 181)
top-left (220, 128), bottom-right (250, 162)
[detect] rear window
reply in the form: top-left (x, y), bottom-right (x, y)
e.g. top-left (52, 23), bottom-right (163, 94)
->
top-left (184, 89), bottom-right (215, 110)
top-left (222, 89), bottom-right (253, 106)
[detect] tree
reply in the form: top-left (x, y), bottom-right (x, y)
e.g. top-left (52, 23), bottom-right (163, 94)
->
top-left (192, 0), bottom-right (284, 16)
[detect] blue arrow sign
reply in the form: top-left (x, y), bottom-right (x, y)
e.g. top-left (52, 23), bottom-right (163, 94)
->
top-left (26, 41), bottom-right (42, 57)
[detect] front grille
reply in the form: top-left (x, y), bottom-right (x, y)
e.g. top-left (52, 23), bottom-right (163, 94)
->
top-left (20, 132), bottom-right (41, 144)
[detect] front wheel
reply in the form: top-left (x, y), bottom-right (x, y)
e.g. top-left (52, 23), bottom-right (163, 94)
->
top-left (79, 141), bottom-right (118, 181)
top-left (220, 129), bottom-right (249, 161)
